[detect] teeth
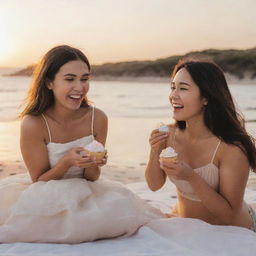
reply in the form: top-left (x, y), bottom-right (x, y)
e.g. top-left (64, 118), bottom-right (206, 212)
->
top-left (69, 95), bottom-right (82, 99)
top-left (173, 103), bottom-right (183, 108)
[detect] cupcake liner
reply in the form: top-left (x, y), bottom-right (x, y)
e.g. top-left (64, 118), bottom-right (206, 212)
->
top-left (160, 156), bottom-right (178, 163)
top-left (88, 151), bottom-right (106, 161)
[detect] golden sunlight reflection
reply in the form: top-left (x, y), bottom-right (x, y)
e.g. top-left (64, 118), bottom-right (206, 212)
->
top-left (0, 24), bottom-right (12, 64)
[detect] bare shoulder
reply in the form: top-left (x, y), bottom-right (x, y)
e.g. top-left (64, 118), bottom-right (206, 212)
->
top-left (21, 115), bottom-right (43, 131)
top-left (93, 107), bottom-right (108, 123)
top-left (20, 115), bottom-right (46, 140)
top-left (219, 141), bottom-right (249, 172)
top-left (220, 142), bottom-right (248, 161)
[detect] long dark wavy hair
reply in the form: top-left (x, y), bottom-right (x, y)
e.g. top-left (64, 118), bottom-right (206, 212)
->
top-left (19, 45), bottom-right (90, 118)
top-left (171, 58), bottom-right (256, 171)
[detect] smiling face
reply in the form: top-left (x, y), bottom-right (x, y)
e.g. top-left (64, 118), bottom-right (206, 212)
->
top-left (48, 60), bottom-right (90, 111)
top-left (169, 67), bottom-right (208, 122)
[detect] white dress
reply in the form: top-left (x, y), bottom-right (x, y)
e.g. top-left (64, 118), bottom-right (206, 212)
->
top-left (0, 111), bottom-right (163, 244)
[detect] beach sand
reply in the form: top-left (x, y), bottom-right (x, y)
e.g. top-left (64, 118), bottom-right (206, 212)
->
top-left (0, 118), bottom-right (161, 182)
top-left (0, 118), bottom-right (160, 181)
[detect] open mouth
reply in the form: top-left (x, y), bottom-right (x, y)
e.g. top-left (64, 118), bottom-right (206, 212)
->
top-left (68, 94), bottom-right (83, 100)
top-left (172, 103), bottom-right (184, 110)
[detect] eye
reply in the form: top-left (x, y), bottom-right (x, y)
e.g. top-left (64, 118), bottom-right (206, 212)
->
top-left (180, 87), bottom-right (188, 90)
top-left (170, 86), bottom-right (176, 91)
top-left (65, 78), bottom-right (74, 81)
top-left (81, 78), bottom-right (89, 82)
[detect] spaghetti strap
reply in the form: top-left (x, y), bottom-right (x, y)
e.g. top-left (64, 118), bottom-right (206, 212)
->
top-left (172, 128), bottom-right (177, 149)
top-left (41, 114), bottom-right (52, 143)
top-left (91, 106), bottom-right (95, 135)
top-left (211, 140), bottom-right (221, 163)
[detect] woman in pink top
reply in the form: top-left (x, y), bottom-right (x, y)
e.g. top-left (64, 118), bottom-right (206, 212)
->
top-left (145, 59), bottom-right (256, 231)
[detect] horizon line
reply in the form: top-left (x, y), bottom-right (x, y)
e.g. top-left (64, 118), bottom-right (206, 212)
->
top-left (1, 46), bottom-right (256, 69)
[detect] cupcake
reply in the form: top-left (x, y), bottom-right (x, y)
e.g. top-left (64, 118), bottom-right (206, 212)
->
top-left (160, 147), bottom-right (178, 163)
top-left (84, 140), bottom-right (107, 161)
top-left (158, 123), bottom-right (169, 133)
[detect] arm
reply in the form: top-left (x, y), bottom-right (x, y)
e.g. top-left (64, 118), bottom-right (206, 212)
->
top-left (161, 144), bottom-right (250, 224)
top-left (83, 108), bottom-right (108, 181)
top-left (20, 115), bottom-right (94, 182)
top-left (192, 144), bottom-right (249, 224)
top-left (145, 128), bottom-right (170, 191)
top-left (20, 115), bottom-right (68, 182)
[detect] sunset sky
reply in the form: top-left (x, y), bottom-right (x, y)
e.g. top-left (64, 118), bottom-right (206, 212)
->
top-left (0, 0), bottom-right (255, 67)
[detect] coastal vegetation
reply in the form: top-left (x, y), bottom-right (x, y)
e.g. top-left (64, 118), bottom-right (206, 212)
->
top-left (7, 48), bottom-right (256, 79)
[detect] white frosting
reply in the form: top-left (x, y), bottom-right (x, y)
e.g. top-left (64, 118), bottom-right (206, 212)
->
top-left (160, 147), bottom-right (177, 158)
top-left (84, 140), bottom-right (105, 152)
top-left (158, 122), bottom-right (169, 133)
top-left (158, 125), bottom-right (169, 133)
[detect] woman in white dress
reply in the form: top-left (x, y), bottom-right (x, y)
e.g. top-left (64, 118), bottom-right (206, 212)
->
top-left (0, 45), bottom-right (162, 244)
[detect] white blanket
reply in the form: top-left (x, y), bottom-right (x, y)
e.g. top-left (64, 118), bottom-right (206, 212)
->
top-left (1, 181), bottom-right (256, 256)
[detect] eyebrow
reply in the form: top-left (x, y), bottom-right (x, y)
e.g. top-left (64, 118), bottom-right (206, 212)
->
top-left (171, 81), bottom-right (191, 86)
top-left (64, 73), bottom-right (90, 77)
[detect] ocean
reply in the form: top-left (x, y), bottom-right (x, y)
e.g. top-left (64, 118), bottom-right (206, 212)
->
top-left (0, 76), bottom-right (255, 122)
top-left (0, 75), bottom-right (255, 170)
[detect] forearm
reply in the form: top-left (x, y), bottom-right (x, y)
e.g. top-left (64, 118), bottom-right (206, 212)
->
top-left (145, 150), bottom-right (167, 191)
top-left (189, 173), bottom-right (238, 224)
top-left (37, 159), bottom-right (70, 182)
top-left (84, 166), bottom-right (101, 181)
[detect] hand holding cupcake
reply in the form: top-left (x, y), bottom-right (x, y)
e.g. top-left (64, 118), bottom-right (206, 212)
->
top-left (82, 140), bottom-right (107, 162)
top-left (160, 147), bottom-right (178, 163)
top-left (158, 122), bottom-right (169, 133)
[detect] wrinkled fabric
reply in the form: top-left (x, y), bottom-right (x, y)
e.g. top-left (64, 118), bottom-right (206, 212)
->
top-left (0, 134), bottom-right (163, 243)
top-left (0, 173), bottom-right (163, 243)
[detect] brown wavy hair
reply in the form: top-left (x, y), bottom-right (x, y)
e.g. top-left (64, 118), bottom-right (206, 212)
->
top-left (171, 58), bottom-right (256, 171)
top-left (19, 45), bottom-right (90, 117)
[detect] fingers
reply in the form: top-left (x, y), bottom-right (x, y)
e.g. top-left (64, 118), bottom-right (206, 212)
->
top-left (150, 134), bottom-right (168, 146)
top-left (97, 156), bottom-right (108, 167)
top-left (149, 131), bottom-right (168, 145)
top-left (73, 147), bottom-right (86, 153)
top-left (159, 159), bottom-right (178, 176)
top-left (71, 147), bottom-right (108, 168)
top-left (150, 129), bottom-right (160, 135)
top-left (150, 129), bottom-right (169, 138)
top-left (160, 160), bottom-right (193, 181)
top-left (151, 128), bottom-right (169, 135)
top-left (75, 158), bottom-right (94, 167)
top-left (160, 159), bottom-right (178, 168)
top-left (76, 156), bottom-right (107, 168)
top-left (80, 150), bottom-right (89, 158)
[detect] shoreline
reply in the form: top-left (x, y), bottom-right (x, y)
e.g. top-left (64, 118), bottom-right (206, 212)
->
top-left (91, 74), bottom-right (256, 85)
top-left (2, 72), bottom-right (256, 86)
top-left (92, 73), bottom-right (256, 86)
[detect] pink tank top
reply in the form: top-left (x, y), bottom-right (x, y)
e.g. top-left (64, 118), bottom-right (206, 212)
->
top-left (168, 129), bottom-right (221, 202)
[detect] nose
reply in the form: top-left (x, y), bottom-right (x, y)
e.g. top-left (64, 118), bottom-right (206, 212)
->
top-left (74, 80), bottom-right (86, 91)
top-left (169, 88), bottom-right (179, 100)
